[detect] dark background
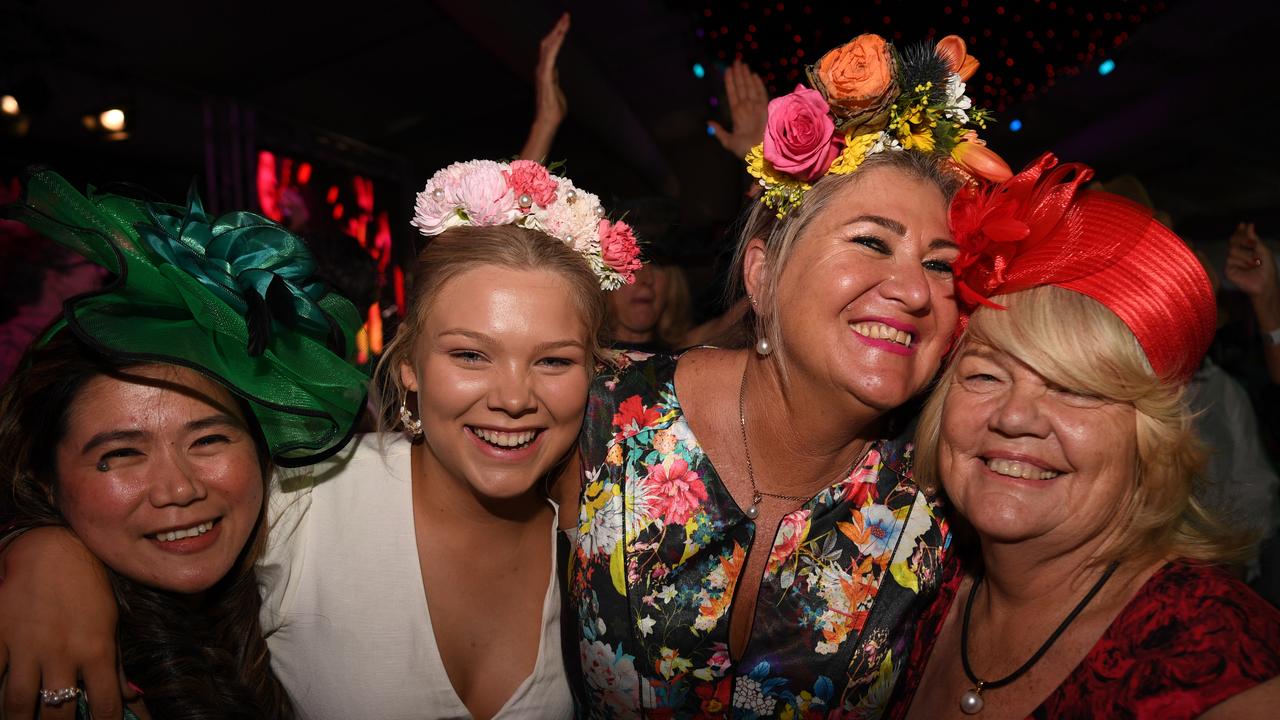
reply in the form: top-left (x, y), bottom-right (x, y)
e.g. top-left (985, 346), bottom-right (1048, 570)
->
top-left (5, 0), bottom-right (1278, 248)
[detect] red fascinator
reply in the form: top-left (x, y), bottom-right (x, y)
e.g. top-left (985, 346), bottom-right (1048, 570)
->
top-left (950, 152), bottom-right (1215, 382)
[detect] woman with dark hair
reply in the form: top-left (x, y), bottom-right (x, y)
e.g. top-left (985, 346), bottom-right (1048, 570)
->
top-left (0, 169), bottom-right (367, 719)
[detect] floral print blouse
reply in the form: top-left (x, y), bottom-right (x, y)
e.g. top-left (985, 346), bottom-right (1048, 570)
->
top-left (567, 354), bottom-right (951, 718)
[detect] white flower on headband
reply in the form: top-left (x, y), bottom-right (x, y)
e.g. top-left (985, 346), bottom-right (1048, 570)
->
top-left (411, 159), bottom-right (641, 290)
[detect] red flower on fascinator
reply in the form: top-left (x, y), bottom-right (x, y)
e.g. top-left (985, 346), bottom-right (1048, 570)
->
top-left (949, 152), bottom-right (1139, 311)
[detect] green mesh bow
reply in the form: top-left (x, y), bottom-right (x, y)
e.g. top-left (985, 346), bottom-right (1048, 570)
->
top-left (4, 169), bottom-right (368, 466)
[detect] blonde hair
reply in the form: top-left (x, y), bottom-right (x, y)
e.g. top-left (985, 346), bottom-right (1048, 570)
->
top-left (728, 151), bottom-right (964, 373)
top-left (914, 286), bottom-right (1252, 565)
top-left (373, 224), bottom-right (606, 434)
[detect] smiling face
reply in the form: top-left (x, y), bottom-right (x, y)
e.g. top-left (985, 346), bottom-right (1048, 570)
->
top-left (939, 342), bottom-right (1138, 552)
top-left (766, 164), bottom-right (960, 411)
top-left (399, 265), bottom-right (592, 500)
top-left (54, 365), bottom-right (265, 594)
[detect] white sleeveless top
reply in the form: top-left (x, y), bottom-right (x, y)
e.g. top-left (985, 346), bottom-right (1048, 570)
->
top-left (258, 434), bottom-right (571, 719)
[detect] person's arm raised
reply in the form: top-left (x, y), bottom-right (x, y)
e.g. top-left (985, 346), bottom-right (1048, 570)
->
top-left (518, 12), bottom-right (570, 163)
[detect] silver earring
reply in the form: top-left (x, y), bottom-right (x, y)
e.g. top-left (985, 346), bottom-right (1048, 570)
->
top-left (399, 398), bottom-right (423, 438)
top-left (756, 337), bottom-right (773, 356)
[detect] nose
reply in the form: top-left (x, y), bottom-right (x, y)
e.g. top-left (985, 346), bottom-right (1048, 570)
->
top-left (988, 380), bottom-right (1051, 438)
top-left (487, 365), bottom-right (538, 418)
top-left (147, 451), bottom-right (209, 508)
top-left (879, 260), bottom-right (931, 314)
top-left (635, 265), bottom-right (656, 288)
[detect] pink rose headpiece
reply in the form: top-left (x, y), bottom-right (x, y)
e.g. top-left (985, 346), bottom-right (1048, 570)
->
top-left (746, 33), bottom-right (1012, 217)
top-left (411, 159), bottom-right (642, 290)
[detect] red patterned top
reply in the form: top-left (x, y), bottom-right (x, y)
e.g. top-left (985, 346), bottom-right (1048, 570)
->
top-left (889, 560), bottom-right (1280, 720)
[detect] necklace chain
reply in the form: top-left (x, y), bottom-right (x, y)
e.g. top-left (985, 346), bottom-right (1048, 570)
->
top-left (961, 561), bottom-right (1120, 694)
top-left (738, 364), bottom-right (810, 507)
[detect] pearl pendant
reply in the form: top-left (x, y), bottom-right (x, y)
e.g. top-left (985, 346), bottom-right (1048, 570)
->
top-left (959, 689), bottom-right (984, 715)
top-left (745, 503), bottom-right (759, 519)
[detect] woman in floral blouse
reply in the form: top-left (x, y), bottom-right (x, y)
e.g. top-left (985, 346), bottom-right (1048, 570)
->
top-left (564, 31), bottom-right (1012, 718)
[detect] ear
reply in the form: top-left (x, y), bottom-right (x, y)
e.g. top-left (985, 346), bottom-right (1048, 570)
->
top-left (399, 358), bottom-right (420, 394)
top-left (742, 237), bottom-right (770, 303)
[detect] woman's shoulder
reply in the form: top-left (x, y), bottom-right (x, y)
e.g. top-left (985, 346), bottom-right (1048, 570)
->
top-left (1115, 561), bottom-right (1280, 650)
top-left (274, 432), bottom-right (412, 497)
top-left (593, 349), bottom-right (678, 390)
top-left (1039, 561), bottom-right (1280, 718)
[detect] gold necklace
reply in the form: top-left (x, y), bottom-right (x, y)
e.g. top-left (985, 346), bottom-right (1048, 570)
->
top-left (737, 362), bottom-right (864, 518)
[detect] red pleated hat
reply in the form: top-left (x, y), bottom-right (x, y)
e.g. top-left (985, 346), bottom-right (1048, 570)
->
top-left (950, 153), bottom-right (1215, 382)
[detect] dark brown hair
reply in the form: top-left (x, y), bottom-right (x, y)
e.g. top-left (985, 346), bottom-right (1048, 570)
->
top-left (0, 330), bottom-right (293, 719)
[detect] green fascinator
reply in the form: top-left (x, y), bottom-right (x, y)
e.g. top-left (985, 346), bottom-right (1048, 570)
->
top-left (4, 169), bottom-right (368, 466)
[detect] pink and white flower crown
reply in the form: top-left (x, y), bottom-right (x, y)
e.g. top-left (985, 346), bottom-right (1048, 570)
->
top-left (411, 159), bottom-right (642, 290)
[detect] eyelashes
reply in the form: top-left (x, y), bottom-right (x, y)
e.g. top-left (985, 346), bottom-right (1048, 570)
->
top-left (851, 235), bottom-right (955, 274)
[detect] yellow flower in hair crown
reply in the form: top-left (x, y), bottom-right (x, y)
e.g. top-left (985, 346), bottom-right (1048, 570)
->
top-left (745, 33), bottom-right (1012, 217)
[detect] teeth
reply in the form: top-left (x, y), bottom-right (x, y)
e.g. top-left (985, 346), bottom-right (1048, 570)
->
top-left (473, 428), bottom-right (537, 448)
top-left (851, 322), bottom-right (913, 348)
top-left (155, 521), bottom-right (214, 543)
top-left (986, 458), bottom-right (1060, 480)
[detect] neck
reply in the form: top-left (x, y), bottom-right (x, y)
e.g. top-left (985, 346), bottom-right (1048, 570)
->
top-left (975, 526), bottom-right (1134, 612)
top-left (613, 326), bottom-right (655, 344)
top-left (742, 352), bottom-right (884, 496)
top-left (410, 443), bottom-right (549, 532)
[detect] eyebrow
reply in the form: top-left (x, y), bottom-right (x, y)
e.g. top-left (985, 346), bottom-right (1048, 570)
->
top-left (187, 414), bottom-right (244, 433)
top-left (439, 329), bottom-right (490, 344)
top-left (81, 429), bottom-right (146, 454)
top-left (534, 339), bottom-right (587, 354)
top-left (80, 414), bottom-right (242, 454)
top-left (847, 216), bottom-right (958, 251)
top-left (439, 329), bottom-right (585, 354)
top-left (848, 214), bottom-right (906, 235)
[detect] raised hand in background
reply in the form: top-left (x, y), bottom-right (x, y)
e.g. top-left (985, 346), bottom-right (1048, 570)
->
top-left (708, 60), bottom-right (769, 159)
top-left (519, 12), bottom-right (569, 162)
top-left (1225, 221), bottom-right (1280, 384)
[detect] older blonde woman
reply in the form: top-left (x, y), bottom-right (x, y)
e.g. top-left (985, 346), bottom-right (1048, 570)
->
top-left (890, 154), bottom-right (1280, 719)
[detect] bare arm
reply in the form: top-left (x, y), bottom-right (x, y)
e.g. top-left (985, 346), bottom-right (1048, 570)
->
top-left (1224, 222), bottom-right (1280, 384)
top-left (518, 13), bottom-right (569, 162)
top-left (1199, 675), bottom-right (1280, 719)
top-left (0, 527), bottom-right (126, 720)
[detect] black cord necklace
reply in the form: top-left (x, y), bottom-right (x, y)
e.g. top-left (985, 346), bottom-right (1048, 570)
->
top-left (958, 561), bottom-right (1120, 715)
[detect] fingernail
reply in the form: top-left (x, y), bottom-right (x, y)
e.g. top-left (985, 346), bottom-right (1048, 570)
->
top-left (128, 681), bottom-right (145, 696)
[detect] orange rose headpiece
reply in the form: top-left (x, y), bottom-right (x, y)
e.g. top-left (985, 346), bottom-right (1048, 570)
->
top-left (746, 33), bottom-right (1010, 217)
top-left (950, 153), bottom-right (1216, 382)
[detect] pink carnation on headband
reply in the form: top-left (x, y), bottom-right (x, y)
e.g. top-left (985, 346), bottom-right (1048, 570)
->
top-left (763, 85), bottom-right (843, 182)
top-left (453, 160), bottom-right (519, 226)
top-left (538, 180), bottom-right (602, 252)
top-left (505, 160), bottom-right (558, 210)
top-left (411, 164), bottom-right (468, 235)
top-left (598, 220), bottom-right (643, 283)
